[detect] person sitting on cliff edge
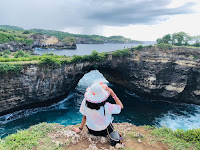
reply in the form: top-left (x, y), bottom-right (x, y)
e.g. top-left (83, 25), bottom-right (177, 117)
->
top-left (73, 82), bottom-right (124, 137)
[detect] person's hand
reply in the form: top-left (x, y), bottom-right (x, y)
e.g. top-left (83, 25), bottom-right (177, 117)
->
top-left (105, 87), bottom-right (114, 96)
top-left (72, 127), bottom-right (81, 133)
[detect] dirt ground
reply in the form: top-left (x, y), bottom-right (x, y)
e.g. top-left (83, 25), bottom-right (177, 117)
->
top-left (46, 123), bottom-right (169, 150)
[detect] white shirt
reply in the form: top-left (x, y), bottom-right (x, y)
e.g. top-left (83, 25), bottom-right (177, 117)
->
top-left (80, 98), bottom-right (121, 131)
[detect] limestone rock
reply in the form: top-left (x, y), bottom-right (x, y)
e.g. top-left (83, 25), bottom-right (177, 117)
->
top-left (86, 144), bottom-right (99, 150)
top-left (138, 139), bottom-right (142, 143)
top-left (134, 133), bottom-right (144, 138)
top-left (115, 143), bottom-right (124, 149)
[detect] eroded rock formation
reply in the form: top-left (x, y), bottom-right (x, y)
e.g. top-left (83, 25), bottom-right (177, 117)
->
top-left (0, 47), bottom-right (199, 115)
top-left (29, 34), bottom-right (77, 49)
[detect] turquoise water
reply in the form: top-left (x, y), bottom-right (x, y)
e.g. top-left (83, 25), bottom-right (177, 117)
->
top-left (1, 43), bottom-right (200, 138)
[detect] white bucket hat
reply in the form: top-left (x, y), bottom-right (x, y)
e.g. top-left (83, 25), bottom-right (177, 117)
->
top-left (84, 82), bottom-right (110, 103)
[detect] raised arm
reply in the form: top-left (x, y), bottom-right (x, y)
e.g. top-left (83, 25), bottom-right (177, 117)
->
top-left (105, 87), bottom-right (124, 109)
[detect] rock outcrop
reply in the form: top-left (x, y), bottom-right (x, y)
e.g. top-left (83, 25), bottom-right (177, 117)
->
top-left (0, 41), bottom-right (33, 52)
top-left (30, 34), bottom-right (77, 49)
top-left (0, 47), bottom-right (199, 115)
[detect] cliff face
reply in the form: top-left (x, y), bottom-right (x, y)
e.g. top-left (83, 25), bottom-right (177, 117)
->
top-left (0, 34), bottom-right (77, 52)
top-left (99, 47), bottom-right (200, 104)
top-left (0, 41), bottom-right (33, 52)
top-left (0, 47), bottom-right (199, 115)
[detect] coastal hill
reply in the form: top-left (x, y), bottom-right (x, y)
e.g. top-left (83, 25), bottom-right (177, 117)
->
top-left (0, 25), bottom-right (143, 45)
top-left (0, 25), bottom-right (77, 52)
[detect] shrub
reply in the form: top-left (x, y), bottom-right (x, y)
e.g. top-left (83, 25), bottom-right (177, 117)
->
top-left (113, 49), bottom-right (131, 57)
top-left (146, 45), bottom-right (153, 48)
top-left (89, 50), bottom-right (105, 61)
top-left (38, 57), bottom-right (61, 69)
top-left (70, 50), bottom-right (107, 63)
top-left (3, 50), bottom-right (11, 55)
top-left (157, 43), bottom-right (172, 50)
top-left (71, 55), bottom-right (83, 63)
top-left (14, 50), bottom-right (25, 58)
top-left (2, 54), bottom-right (9, 58)
top-left (0, 52), bottom-right (2, 56)
top-left (24, 54), bottom-right (30, 57)
top-left (135, 45), bottom-right (143, 50)
top-left (22, 30), bottom-right (31, 34)
top-left (0, 64), bottom-right (22, 74)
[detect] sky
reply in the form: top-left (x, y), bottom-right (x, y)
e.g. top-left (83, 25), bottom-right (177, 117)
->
top-left (0, 0), bottom-right (200, 41)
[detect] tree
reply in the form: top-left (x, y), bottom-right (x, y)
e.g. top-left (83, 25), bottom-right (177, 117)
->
top-left (156, 38), bottom-right (164, 44)
top-left (172, 32), bottom-right (191, 46)
top-left (156, 34), bottom-right (171, 44)
top-left (162, 34), bottom-right (171, 44)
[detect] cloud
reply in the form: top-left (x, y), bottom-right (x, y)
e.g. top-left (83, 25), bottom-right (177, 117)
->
top-left (0, 0), bottom-right (196, 32)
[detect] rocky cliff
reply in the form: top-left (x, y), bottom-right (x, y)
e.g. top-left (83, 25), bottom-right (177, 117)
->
top-left (0, 47), bottom-right (199, 115)
top-left (30, 34), bottom-right (77, 49)
top-left (0, 34), bottom-right (77, 52)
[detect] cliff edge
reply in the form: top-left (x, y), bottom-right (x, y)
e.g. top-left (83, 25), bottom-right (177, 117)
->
top-left (1, 122), bottom-right (200, 150)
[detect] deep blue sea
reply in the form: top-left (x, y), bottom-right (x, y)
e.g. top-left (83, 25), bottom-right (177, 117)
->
top-left (1, 43), bottom-right (200, 138)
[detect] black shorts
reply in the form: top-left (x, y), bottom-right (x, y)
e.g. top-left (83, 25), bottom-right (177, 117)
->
top-left (87, 124), bottom-right (114, 137)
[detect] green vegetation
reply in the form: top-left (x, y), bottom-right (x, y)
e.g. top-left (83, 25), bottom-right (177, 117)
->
top-left (62, 50), bottom-right (108, 63)
top-left (62, 36), bottom-right (75, 44)
top-left (113, 49), bottom-right (131, 57)
top-left (151, 126), bottom-right (200, 150)
top-left (29, 28), bottom-right (142, 44)
top-left (2, 54), bottom-right (9, 58)
top-left (0, 123), bottom-right (62, 150)
top-left (22, 30), bottom-right (31, 34)
top-left (0, 25), bottom-right (24, 31)
top-left (3, 50), bottom-right (11, 55)
top-left (14, 49), bottom-right (25, 58)
top-left (0, 64), bottom-right (22, 74)
top-left (135, 45), bottom-right (143, 50)
top-left (157, 43), bottom-right (172, 50)
top-left (38, 57), bottom-right (61, 69)
top-left (157, 32), bottom-right (200, 48)
top-left (0, 32), bottom-right (33, 45)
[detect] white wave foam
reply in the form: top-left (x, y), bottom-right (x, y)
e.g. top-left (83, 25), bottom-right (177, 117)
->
top-left (156, 108), bottom-right (200, 130)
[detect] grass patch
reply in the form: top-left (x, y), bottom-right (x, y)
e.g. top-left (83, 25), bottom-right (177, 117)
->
top-left (0, 123), bottom-right (62, 150)
top-left (143, 125), bottom-right (156, 130)
top-left (151, 126), bottom-right (200, 150)
top-left (127, 130), bottom-right (136, 139)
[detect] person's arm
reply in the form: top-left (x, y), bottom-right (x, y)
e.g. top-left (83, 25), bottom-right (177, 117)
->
top-left (80, 115), bottom-right (86, 129)
top-left (105, 87), bottom-right (124, 109)
top-left (110, 90), bottom-right (124, 109)
top-left (72, 115), bottom-right (86, 133)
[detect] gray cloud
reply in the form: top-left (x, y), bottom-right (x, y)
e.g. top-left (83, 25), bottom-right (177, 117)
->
top-left (0, 0), bottom-right (196, 32)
